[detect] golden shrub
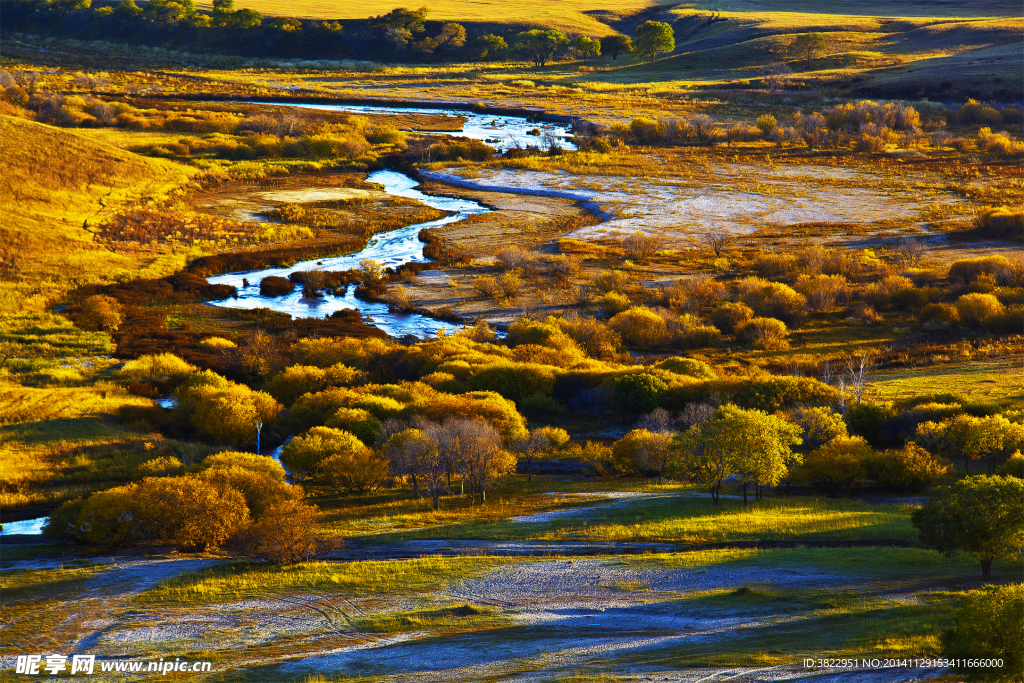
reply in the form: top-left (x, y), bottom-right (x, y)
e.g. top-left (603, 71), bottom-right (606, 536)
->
top-left (609, 307), bottom-right (669, 348)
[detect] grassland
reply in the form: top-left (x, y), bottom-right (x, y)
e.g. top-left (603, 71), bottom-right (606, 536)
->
top-left (0, 115), bottom-right (198, 313)
top-left (1, 1), bottom-right (1022, 678)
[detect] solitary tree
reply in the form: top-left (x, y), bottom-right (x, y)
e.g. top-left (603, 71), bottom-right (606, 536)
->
top-left (634, 21), bottom-right (674, 61)
top-left (514, 29), bottom-right (569, 67)
top-left (792, 32), bottom-right (828, 69)
top-left (912, 475), bottom-right (1024, 580)
top-left (600, 34), bottom-right (632, 60)
top-left (697, 227), bottom-right (735, 257)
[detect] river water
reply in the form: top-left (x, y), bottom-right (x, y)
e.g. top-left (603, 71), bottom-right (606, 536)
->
top-left (206, 102), bottom-right (575, 337)
top-left (207, 169), bottom-right (489, 337)
top-left (270, 101), bottom-right (576, 153)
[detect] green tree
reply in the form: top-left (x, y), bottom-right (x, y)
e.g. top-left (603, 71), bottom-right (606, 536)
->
top-left (912, 475), bottom-right (1024, 580)
top-left (612, 373), bottom-right (667, 413)
top-left (115, 0), bottom-right (142, 18)
top-left (674, 404), bottom-right (802, 504)
top-left (211, 0), bottom-right (233, 24)
top-left (373, 6), bottom-right (428, 32)
top-left (473, 34), bottom-right (507, 60)
top-left (230, 8), bottom-right (262, 29)
top-left (600, 34), bottom-right (632, 60)
top-left (792, 32), bottom-right (828, 69)
top-left (789, 406), bottom-right (847, 451)
top-left (941, 584), bottom-right (1024, 681)
top-left (514, 29), bottom-right (569, 67)
top-left (634, 21), bottom-right (674, 61)
top-left (921, 414), bottom-right (1022, 475)
top-left (572, 36), bottom-right (601, 60)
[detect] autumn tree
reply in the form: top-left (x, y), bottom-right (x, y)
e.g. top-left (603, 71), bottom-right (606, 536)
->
top-left (912, 475), bottom-right (1024, 580)
top-left (131, 475), bottom-right (250, 551)
top-left (634, 21), bottom-right (674, 61)
top-left (383, 427), bottom-right (448, 509)
top-left (514, 426), bottom-right (569, 480)
top-left (199, 452), bottom-right (300, 517)
top-left (611, 428), bottom-right (674, 480)
top-left (431, 418), bottom-right (512, 505)
top-left (174, 371), bottom-right (282, 449)
top-left (321, 447), bottom-right (389, 493)
top-left (234, 500), bottom-right (338, 565)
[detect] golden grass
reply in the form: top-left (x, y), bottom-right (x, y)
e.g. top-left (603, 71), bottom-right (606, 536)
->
top-left (870, 359), bottom-right (1024, 402)
top-left (0, 115), bottom-right (197, 312)
top-left (0, 381), bottom-right (179, 508)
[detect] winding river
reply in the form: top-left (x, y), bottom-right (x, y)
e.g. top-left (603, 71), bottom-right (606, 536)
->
top-left (206, 102), bottom-right (576, 338)
top-left (207, 169), bottom-right (488, 338)
top-left (1, 104), bottom-right (572, 536)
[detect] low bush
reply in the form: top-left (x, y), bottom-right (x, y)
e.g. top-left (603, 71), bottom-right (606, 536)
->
top-left (599, 291), bottom-right (632, 316)
top-left (233, 500), bottom-right (337, 565)
top-left (280, 426), bottom-right (367, 480)
top-left (941, 584), bottom-right (1024, 681)
top-left (709, 302), bottom-right (754, 334)
top-left (611, 429), bottom-right (673, 478)
top-left (736, 317), bottom-right (789, 350)
top-left (116, 353), bottom-right (196, 381)
top-left (260, 276), bottom-right (295, 297)
top-left (613, 373), bottom-right (668, 414)
top-left (795, 436), bottom-right (873, 495)
top-left (609, 307), bottom-right (669, 347)
top-left (864, 442), bottom-right (951, 492)
top-left (956, 293), bottom-right (1005, 328)
top-left (737, 277), bottom-right (806, 324)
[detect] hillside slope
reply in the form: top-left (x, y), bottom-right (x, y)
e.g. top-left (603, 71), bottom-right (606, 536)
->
top-left (0, 115), bottom-right (197, 310)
